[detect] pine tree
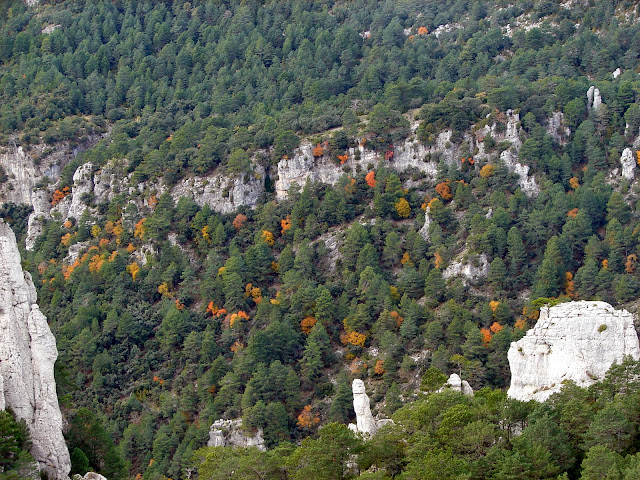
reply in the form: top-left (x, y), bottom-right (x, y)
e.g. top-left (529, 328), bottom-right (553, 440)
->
top-left (506, 227), bottom-right (526, 277)
top-left (488, 257), bottom-right (507, 291)
top-left (533, 236), bottom-right (565, 298)
top-left (328, 375), bottom-right (354, 424)
top-left (575, 255), bottom-right (600, 299)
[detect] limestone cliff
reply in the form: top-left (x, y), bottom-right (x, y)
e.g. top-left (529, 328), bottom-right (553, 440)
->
top-left (507, 301), bottom-right (640, 402)
top-left (207, 419), bottom-right (266, 450)
top-left (0, 220), bottom-right (71, 480)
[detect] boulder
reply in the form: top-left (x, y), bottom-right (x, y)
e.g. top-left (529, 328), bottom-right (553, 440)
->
top-left (507, 301), bottom-right (640, 402)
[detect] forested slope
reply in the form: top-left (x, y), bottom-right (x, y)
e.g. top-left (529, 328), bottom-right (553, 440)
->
top-left (2, 0), bottom-right (640, 479)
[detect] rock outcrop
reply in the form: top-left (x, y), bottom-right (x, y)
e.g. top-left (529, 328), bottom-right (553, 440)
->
top-left (442, 252), bottom-right (489, 283)
top-left (438, 373), bottom-right (474, 396)
top-left (587, 86), bottom-right (603, 110)
top-left (0, 220), bottom-right (71, 479)
top-left (508, 301), bottom-right (640, 402)
top-left (73, 473), bottom-right (108, 480)
top-left (620, 147), bottom-right (636, 180)
top-left (349, 379), bottom-right (377, 435)
top-left (172, 166), bottom-right (265, 215)
top-left (207, 419), bottom-right (266, 451)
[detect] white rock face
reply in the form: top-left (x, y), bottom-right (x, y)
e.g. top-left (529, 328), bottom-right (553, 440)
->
top-left (73, 473), bottom-right (108, 480)
top-left (171, 166), bottom-right (265, 214)
top-left (613, 67), bottom-right (622, 79)
top-left (66, 162), bottom-right (94, 221)
top-left (437, 374), bottom-right (474, 396)
top-left (275, 123), bottom-right (439, 200)
top-left (349, 379), bottom-right (377, 435)
top-left (587, 86), bottom-right (603, 110)
top-left (546, 111), bottom-right (571, 144)
top-left (508, 301), bottom-right (640, 402)
top-left (0, 220), bottom-right (71, 480)
top-left (442, 252), bottom-right (489, 283)
top-left (419, 208), bottom-right (431, 241)
top-left (620, 148), bottom-right (636, 180)
top-left (207, 419), bottom-right (266, 451)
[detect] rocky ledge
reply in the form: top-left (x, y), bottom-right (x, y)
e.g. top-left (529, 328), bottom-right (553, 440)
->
top-left (507, 301), bottom-right (640, 402)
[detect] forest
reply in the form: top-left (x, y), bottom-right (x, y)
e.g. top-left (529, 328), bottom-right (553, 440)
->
top-left (2, 0), bottom-right (640, 478)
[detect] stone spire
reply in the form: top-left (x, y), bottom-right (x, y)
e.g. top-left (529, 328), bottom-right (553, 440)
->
top-left (0, 220), bottom-right (71, 479)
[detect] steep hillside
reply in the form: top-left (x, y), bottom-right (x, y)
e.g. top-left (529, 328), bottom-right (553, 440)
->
top-left (2, 0), bottom-right (640, 479)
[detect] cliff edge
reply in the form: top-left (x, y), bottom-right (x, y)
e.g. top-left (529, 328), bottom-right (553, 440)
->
top-left (507, 301), bottom-right (640, 402)
top-left (0, 219), bottom-right (70, 479)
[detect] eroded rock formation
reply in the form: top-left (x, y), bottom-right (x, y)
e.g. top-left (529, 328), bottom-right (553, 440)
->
top-left (0, 220), bottom-right (71, 479)
top-left (620, 147), bottom-right (636, 180)
top-left (508, 301), bottom-right (640, 402)
top-left (207, 419), bottom-right (266, 451)
top-left (349, 379), bottom-right (377, 435)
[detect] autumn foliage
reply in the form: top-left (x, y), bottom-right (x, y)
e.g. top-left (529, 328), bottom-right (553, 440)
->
top-left (297, 405), bottom-right (320, 428)
top-left (127, 262), bottom-right (140, 281)
top-left (435, 181), bottom-right (453, 200)
top-left (365, 171), bottom-right (376, 187)
top-left (51, 186), bottom-right (70, 206)
top-left (232, 213), bottom-right (248, 230)
top-left (338, 154), bottom-right (349, 164)
top-left (490, 322), bottom-right (504, 334)
top-left (281, 215), bottom-right (292, 234)
top-left (374, 360), bottom-right (385, 375)
top-left (206, 302), bottom-right (227, 317)
top-left (134, 218), bottom-right (147, 239)
top-left (481, 328), bottom-right (492, 344)
top-left (569, 177), bottom-right (580, 189)
top-left (479, 164), bottom-right (494, 178)
top-left (312, 144), bottom-right (324, 157)
top-left (418, 26), bottom-right (429, 35)
top-left (301, 316), bottom-right (317, 334)
top-left (626, 254), bottom-right (637, 273)
top-left (567, 208), bottom-right (579, 218)
top-left (261, 230), bottom-right (275, 246)
top-left (395, 198), bottom-right (410, 218)
top-left (565, 271), bottom-right (576, 297)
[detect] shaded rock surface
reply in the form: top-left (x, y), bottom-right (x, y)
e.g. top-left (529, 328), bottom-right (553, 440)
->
top-left (207, 419), bottom-right (266, 451)
top-left (508, 301), bottom-right (640, 402)
top-left (0, 220), bottom-right (71, 479)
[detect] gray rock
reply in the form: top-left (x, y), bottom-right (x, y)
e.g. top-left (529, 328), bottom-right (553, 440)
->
top-left (437, 373), bottom-right (474, 396)
top-left (350, 379), bottom-right (377, 435)
top-left (442, 252), bottom-right (489, 283)
top-left (620, 148), bottom-right (635, 180)
top-left (587, 86), bottom-right (603, 110)
top-left (207, 419), bottom-right (266, 451)
top-left (0, 220), bottom-right (71, 480)
top-left (508, 301), bottom-right (640, 402)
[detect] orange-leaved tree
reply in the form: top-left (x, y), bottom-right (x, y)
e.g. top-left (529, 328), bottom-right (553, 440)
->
top-left (232, 213), bottom-right (248, 230)
top-left (435, 181), bottom-right (453, 200)
top-left (365, 171), bottom-right (376, 187)
top-left (297, 405), bottom-right (320, 428)
top-left (313, 144), bottom-right (324, 157)
top-left (301, 316), bottom-right (317, 334)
